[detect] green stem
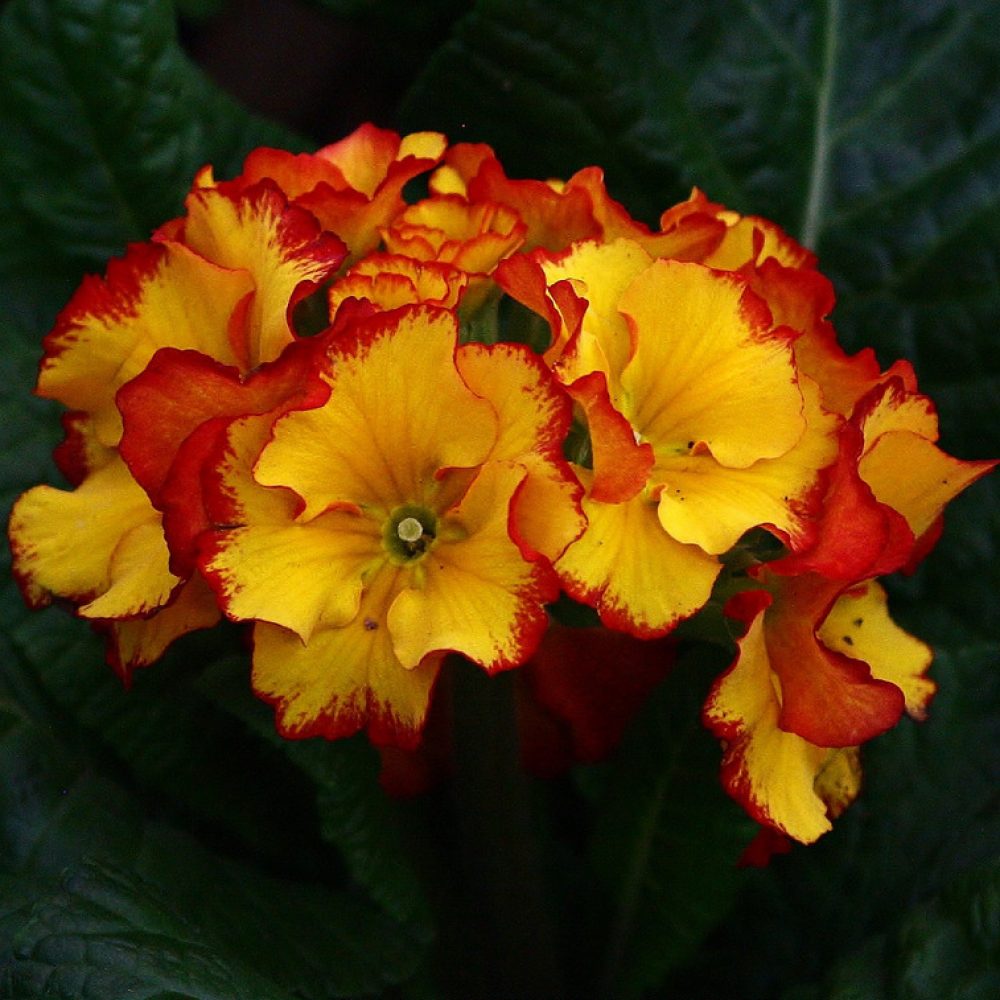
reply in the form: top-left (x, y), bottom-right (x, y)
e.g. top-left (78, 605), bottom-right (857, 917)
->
top-left (451, 662), bottom-right (564, 999)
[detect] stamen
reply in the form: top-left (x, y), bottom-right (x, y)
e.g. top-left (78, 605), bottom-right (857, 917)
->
top-left (397, 516), bottom-right (425, 543)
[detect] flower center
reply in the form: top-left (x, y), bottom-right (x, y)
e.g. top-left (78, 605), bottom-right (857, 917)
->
top-left (383, 504), bottom-right (438, 563)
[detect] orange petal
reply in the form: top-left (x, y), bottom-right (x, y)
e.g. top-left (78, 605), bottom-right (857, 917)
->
top-left (382, 196), bottom-right (526, 274)
top-left (387, 461), bottom-right (557, 672)
top-left (38, 242), bottom-right (253, 446)
top-left (652, 374), bottom-right (838, 555)
top-left (463, 153), bottom-right (599, 252)
top-left (106, 574), bottom-right (221, 682)
top-left (556, 470), bottom-right (720, 637)
top-left (764, 573), bottom-right (906, 747)
top-left (538, 239), bottom-right (654, 389)
top-left (179, 180), bottom-right (346, 369)
top-left (299, 127), bottom-right (447, 260)
top-left (328, 254), bottom-right (469, 315)
top-left (568, 371), bottom-right (654, 504)
top-left (704, 593), bottom-right (850, 843)
top-left (752, 259), bottom-right (882, 417)
top-left (619, 260), bottom-right (805, 469)
top-left (254, 306), bottom-right (497, 519)
top-left (817, 580), bottom-right (934, 720)
top-left (860, 430), bottom-right (996, 542)
top-left (252, 567), bottom-right (442, 749)
top-left (522, 623), bottom-right (677, 766)
top-left (199, 413), bottom-right (380, 641)
top-left (565, 167), bottom-right (726, 261)
top-left (770, 420), bottom-right (914, 580)
top-left (10, 455), bottom-right (175, 612)
top-left (456, 341), bottom-right (586, 562)
top-left (118, 342), bottom-right (329, 504)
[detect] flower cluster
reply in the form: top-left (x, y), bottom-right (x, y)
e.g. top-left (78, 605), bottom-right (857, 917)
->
top-left (9, 123), bottom-right (994, 845)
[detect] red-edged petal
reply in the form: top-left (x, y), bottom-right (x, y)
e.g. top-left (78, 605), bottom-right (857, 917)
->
top-left (763, 573), bottom-right (906, 747)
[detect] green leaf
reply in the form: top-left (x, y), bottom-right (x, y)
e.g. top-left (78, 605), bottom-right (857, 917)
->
top-left (196, 657), bottom-right (433, 932)
top-left (4, 860), bottom-right (296, 1000)
top-left (782, 857), bottom-right (1000, 1000)
top-left (0, 697), bottom-right (429, 999)
top-left (587, 647), bottom-right (757, 999)
top-left (0, 0), bottom-right (306, 330)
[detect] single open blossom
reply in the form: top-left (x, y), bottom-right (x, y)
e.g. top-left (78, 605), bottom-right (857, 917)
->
top-left (500, 239), bottom-right (840, 636)
top-left (197, 304), bottom-right (583, 746)
top-left (703, 373), bottom-right (996, 843)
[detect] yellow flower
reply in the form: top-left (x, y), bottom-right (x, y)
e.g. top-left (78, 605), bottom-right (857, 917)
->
top-left (500, 239), bottom-right (839, 636)
top-left (8, 180), bottom-right (345, 676)
top-left (198, 305), bottom-right (583, 746)
top-left (702, 374), bottom-right (995, 843)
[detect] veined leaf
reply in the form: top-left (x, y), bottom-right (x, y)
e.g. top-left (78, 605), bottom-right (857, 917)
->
top-left (0, 699), bottom-right (428, 999)
top-left (0, 0), bottom-right (305, 330)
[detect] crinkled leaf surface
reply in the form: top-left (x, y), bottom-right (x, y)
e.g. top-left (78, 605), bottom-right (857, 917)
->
top-left (0, 0), bottom-right (305, 330)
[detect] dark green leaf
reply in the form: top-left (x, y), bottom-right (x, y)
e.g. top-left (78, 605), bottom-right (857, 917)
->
top-left (782, 857), bottom-right (1000, 1000)
top-left (196, 657), bottom-right (433, 932)
top-left (588, 648), bottom-right (757, 999)
top-left (0, 0), bottom-right (306, 330)
top-left (4, 860), bottom-right (296, 1000)
top-left (0, 697), bottom-right (429, 998)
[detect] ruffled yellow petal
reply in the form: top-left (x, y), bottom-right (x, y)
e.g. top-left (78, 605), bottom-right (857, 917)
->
top-left (653, 375), bottom-right (838, 554)
top-left (540, 239), bottom-right (653, 388)
top-left (10, 455), bottom-right (176, 611)
top-left (317, 125), bottom-right (445, 198)
top-left (619, 260), bottom-right (805, 468)
top-left (860, 430), bottom-right (996, 541)
top-left (704, 602), bottom-right (840, 843)
top-left (383, 196), bottom-right (526, 275)
top-left (388, 461), bottom-right (554, 672)
top-left (817, 580), bottom-right (934, 719)
top-left (38, 242), bottom-right (252, 446)
top-left (181, 183), bottom-right (345, 368)
top-left (556, 470), bottom-right (720, 636)
top-left (79, 519), bottom-right (177, 620)
top-left (254, 307), bottom-right (497, 518)
top-left (455, 341), bottom-right (585, 562)
top-left (252, 564), bottom-right (441, 748)
top-left (108, 574), bottom-right (221, 680)
top-left (200, 413), bottom-right (381, 640)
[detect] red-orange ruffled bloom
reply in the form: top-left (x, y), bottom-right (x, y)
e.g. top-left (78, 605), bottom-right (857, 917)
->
top-left (703, 373), bottom-right (996, 843)
top-left (499, 239), bottom-right (841, 637)
top-left (9, 178), bottom-right (347, 676)
top-left (197, 304), bottom-right (583, 747)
